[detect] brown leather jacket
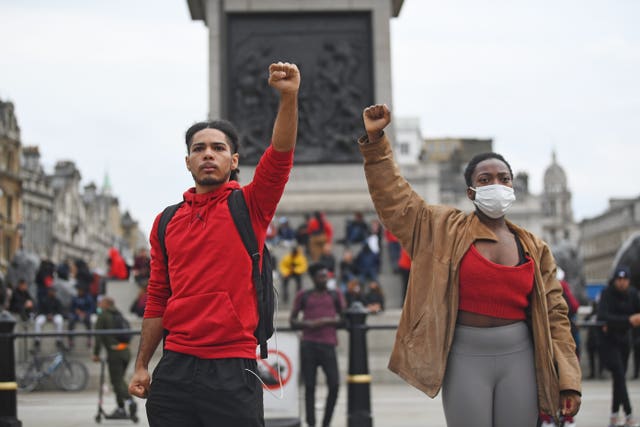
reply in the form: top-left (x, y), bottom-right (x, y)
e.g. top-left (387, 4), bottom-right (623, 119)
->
top-left (359, 134), bottom-right (581, 417)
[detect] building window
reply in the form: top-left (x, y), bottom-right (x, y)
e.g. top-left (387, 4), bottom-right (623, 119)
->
top-left (4, 236), bottom-right (11, 263)
top-left (6, 196), bottom-right (12, 222)
top-left (399, 142), bottom-right (410, 155)
top-left (7, 151), bottom-right (14, 172)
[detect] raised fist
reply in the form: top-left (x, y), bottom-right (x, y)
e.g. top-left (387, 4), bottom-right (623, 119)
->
top-left (363, 104), bottom-right (391, 140)
top-left (268, 62), bottom-right (300, 95)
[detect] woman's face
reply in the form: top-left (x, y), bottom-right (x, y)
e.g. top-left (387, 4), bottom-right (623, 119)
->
top-left (466, 158), bottom-right (513, 201)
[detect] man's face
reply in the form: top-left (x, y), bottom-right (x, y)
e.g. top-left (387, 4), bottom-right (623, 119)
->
top-left (614, 276), bottom-right (630, 293)
top-left (185, 128), bottom-right (239, 193)
top-left (312, 269), bottom-right (329, 289)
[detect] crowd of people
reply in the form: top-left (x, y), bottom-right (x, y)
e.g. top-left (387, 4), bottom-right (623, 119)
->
top-left (270, 209), bottom-right (402, 315)
top-left (1, 246), bottom-right (151, 350)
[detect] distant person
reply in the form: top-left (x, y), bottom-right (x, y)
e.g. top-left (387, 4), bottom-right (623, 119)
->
top-left (363, 280), bottom-right (385, 314)
top-left (557, 268), bottom-right (581, 358)
top-left (290, 263), bottom-right (345, 427)
top-left (107, 247), bottom-right (129, 280)
top-left (317, 242), bottom-right (337, 276)
top-left (279, 245), bottom-right (308, 304)
top-left (129, 285), bottom-right (147, 318)
top-left (344, 211), bottom-right (370, 245)
top-left (128, 61), bottom-right (300, 427)
top-left (34, 286), bottom-right (65, 350)
top-left (585, 299), bottom-right (604, 379)
top-left (307, 211), bottom-right (333, 262)
top-left (92, 296), bottom-right (136, 419)
top-left (295, 214), bottom-right (310, 251)
top-left (73, 258), bottom-right (94, 293)
top-left (597, 266), bottom-right (640, 427)
top-left (355, 228), bottom-right (380, 284)
top-left (344, 278), bottom-right (365, 309)
top-left (357, 104), bottom-right (581, 426)
top-left (338, 249), bottom-right (359, 292)
top-left (68, 286), bottom-right (95, 349)
top-left (9, 279), bottom-right (35, 321)
top-left (276, 216), bottom-right (296, 246)
top-left (35, 259), bottom-right (55, 309)
top-left (132, 248), bottom-right (151, 287)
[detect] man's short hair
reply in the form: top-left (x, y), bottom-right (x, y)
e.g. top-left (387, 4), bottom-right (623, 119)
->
top-left (308, 262), bottom-right (328, 278)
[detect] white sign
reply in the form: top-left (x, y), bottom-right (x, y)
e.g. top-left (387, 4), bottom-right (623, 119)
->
top-left (258, 332), bottom-right (300, 419)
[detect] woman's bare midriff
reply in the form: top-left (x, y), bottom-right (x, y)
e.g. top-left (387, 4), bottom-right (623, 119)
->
top-left (457, 310), bottom-right (520, 327)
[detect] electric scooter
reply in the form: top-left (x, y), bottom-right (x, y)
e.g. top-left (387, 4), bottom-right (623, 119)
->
top-left (95, 358), bottom-right (139, 423)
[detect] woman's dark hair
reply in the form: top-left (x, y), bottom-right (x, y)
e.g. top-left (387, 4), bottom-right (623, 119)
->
top-left (463, 152), bottom-right (513, 187)
top-left (185, 120), bottom-right (241, 181)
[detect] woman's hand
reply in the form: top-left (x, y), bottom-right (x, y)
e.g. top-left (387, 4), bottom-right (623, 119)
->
top-left (363, 104), bottom-right (391, 142)
top-left (560, 390), bottom-right (581, 417)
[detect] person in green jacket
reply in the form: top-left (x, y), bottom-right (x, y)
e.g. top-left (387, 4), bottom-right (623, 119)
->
top-left (93, 296), bottom-right (137, 419)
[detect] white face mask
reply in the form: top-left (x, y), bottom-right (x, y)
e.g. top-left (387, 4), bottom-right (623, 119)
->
top-left (469, 184), bottom-right (515, 219)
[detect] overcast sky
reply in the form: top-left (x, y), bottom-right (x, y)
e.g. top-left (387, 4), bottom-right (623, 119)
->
top-left (1, 0), bottom-right (639, 237)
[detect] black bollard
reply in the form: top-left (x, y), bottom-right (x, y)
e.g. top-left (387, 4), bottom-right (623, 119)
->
top-left (345, 302), bottom-right (372, 427)
top-left (0, 310), bottom-right (21, 427)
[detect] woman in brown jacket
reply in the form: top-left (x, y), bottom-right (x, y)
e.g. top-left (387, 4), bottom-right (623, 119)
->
top-left (358, 104), bottom-right (581, 427)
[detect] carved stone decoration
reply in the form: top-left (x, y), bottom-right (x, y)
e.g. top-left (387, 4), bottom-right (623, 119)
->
top-left (226, 12), bottom-right (374, 164)
top-left (0, 100), bottom-right (21, 140)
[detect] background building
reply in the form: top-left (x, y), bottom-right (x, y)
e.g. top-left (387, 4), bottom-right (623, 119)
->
top-left (0, 100), bottom-right (22, 275)
top-left (0, 97), bottom-right (145, 286)
top-left (580, 197), bottom-right (640, 286)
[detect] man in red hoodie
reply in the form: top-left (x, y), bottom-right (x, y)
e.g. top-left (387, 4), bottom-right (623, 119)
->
top-left (128, 61), bottom-right (300, 427)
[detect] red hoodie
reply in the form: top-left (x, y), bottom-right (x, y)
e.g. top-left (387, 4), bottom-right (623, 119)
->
top-left (145, 145), bottom-right (293, 359)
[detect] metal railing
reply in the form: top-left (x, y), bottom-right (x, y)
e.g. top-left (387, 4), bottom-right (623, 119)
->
top-left (0, 309), bottom-right (605, 427)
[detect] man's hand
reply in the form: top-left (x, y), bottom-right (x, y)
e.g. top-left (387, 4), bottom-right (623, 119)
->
top-left (268, 62), bottom-right (300, 95)
top-left (92, 355), bottom-right (100, 363)
top-left (363, 104), bottom-right (391, 142)
top-left (630, 313), bottom-right (640, 327)
top-left (129, 367), bottom-right (151, 399)
top-left (560, 390), bottom-right (581, 417)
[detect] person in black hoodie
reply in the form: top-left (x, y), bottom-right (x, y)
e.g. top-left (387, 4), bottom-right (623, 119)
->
top-left (598, 266), bottom-right (640, 427)
top-left (9, 279), bottom-right (35, 321)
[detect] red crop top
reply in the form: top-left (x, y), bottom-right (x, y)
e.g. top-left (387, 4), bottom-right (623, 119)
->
top-left (458, 244), bottom-right (534, 320)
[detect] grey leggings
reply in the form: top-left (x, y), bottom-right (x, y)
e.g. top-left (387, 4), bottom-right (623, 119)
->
top-left (442, 322), bottom-right (538, 427)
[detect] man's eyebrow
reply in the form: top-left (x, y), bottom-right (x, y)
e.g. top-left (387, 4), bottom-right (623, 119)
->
top-left (192, 140), bottom-right (228, 146)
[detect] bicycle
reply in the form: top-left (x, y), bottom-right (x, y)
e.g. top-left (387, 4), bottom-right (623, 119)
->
top-left (16, 347), bottom-right (89, 392)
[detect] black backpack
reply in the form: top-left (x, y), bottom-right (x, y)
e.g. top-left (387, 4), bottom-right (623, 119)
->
top-left (157, 189), bottom-right (275, 359)
top-left (111, 310), bottom-right (131, 343)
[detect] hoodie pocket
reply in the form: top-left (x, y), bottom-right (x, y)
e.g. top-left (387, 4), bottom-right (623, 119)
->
top-left (163, 292), bottom-right (247, 346)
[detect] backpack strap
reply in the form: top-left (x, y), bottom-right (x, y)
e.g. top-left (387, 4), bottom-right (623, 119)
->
top-left (227, 189), bottom-right (268, 358)
top-left (157, 201), bottom-right (183, 346)
top-left (158, 201), bottom-right (184, 286)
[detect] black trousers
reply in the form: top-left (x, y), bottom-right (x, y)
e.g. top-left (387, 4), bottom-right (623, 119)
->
top-left (146, 351), bottom-right (264, 427)
top-left (301, 341), bottom-right (339, 427)
top-left (601, 340), bottom-right (632, 415)
top-left (281, 274), bottom-right (302, 302)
